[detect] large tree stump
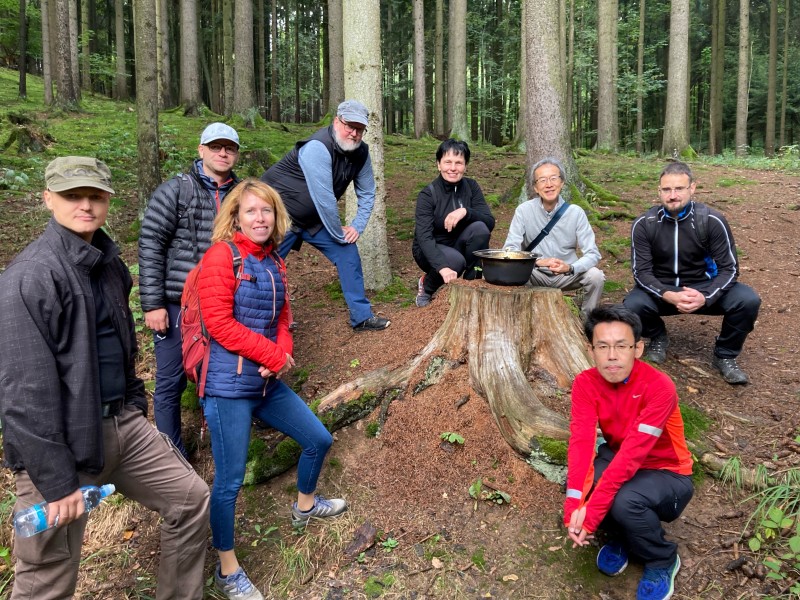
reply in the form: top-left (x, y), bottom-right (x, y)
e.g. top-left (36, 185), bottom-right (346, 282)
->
top-left (244, 283), bottom-right (590, 483)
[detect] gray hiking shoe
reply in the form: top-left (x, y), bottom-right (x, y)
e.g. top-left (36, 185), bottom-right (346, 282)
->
top-left (645, 331), bottom-right (669, 364)
top-left (214, 566), bottom-right (264, 600)
top-left (416, 276), bottom-right (431, 307)
top-left (712, 355), bottom-right (749, 385)
top-left (291, 494), bottom-right (348, 528)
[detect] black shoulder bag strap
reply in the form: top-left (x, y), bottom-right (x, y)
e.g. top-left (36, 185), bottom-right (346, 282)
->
top-left (525, 201), bottom-right (570, 253)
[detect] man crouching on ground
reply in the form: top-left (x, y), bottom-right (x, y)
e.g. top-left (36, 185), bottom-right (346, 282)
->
top-left (0, 157), bottom-right (209, 599)
top-left (564, 305), bottom-right (693, 600)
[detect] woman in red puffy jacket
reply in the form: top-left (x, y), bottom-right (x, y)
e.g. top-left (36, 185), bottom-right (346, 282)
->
top-left (197, 178), bottom-right (347, 600)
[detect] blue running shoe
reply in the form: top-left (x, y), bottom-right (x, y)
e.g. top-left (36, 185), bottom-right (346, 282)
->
top-left (637, 555), bottom-right (681, 600)
top-left (597, 542), bottom-right (629, 576)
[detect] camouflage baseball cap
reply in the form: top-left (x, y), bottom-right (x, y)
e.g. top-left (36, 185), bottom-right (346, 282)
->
top-left (45, 157), bottom-right (115, 194)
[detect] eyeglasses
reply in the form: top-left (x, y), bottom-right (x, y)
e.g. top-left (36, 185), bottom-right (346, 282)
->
top-left (205, 143), bottom-right (239, 155)
top-left (658, 186), bottom-right (689, 195)
top-left (339, 118), bottom-right (366, 135)
top-left (591, 344), bottom-right (636, 354)
top-left (535, 175), bottom-right (562, 186)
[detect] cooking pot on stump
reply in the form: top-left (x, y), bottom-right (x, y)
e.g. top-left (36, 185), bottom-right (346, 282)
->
top-left (473, 249), bottom-right (540, 286)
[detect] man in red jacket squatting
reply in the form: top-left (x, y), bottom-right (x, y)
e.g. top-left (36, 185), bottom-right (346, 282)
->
top-left (564, 305), bottom-right (694, 600)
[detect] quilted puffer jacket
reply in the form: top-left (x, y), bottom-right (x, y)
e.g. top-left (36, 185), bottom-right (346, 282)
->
top-left (138, 160), bottom-right (239, 311)
top-left (198, 233), bottom-right (293, 399)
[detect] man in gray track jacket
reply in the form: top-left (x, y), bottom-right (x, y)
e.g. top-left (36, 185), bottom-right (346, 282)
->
top-left (503, 157), bottom-right (604, 319)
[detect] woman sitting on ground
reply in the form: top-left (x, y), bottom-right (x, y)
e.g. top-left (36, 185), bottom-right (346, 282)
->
top-left (412, 139), bottom-right (496, 307)
top-left (198, 178), bottom-right (346, 600)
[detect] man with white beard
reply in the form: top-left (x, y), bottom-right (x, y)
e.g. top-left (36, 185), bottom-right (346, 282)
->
top-left (261, 100), bottom-right (390, 332)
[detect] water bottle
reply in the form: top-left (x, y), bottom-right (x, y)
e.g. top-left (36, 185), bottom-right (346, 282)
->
top-left (13, 484), bottom-right (116, 538)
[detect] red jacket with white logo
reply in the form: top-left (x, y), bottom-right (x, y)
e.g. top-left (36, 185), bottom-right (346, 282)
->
top-left (563, 360), bottom-right (693, 534)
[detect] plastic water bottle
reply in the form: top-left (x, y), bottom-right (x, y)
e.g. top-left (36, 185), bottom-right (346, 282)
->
top-left (13, 484), bottom-right (116, 538)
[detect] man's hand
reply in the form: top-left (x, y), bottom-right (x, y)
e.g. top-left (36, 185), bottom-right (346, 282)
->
top-left (566, 506), bottom-right (593, 548)
top-left (144, 308), bottom-right (169, 334)
top-left (536, 257), bottom-right (571, 275)
top-left (438, 267), bottom-right (458, 284)
top-left (47, 489), bottom-right (86, 528)
top-left (443, 208), bottom-right (467, 232)
top-left (342, 226), bottom-right (360, 243)
top-left (663, 287), bottom-right (706, 314)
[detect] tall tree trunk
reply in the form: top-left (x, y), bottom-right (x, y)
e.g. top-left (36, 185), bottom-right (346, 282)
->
top-left (293, 0), bottom-right (300, 122)
top-left (69, 0), bottom-right (80, 99)
top-left (447, 0), bottom-right (468, 139)
top-left (54, 0), bottom-right (79, 109)
top-left (232, 0), bottom-right (256, 116)
top-left (222, 0), bottom-right (234, 115)
top-left (524, 0), bottom-right (580, 191)
top-left (321, 0), bottom-right (328, 116)
top-left (434, 0), bottom-right (444, 136)
top-left (42, 0), bottom-right (54, 104)
top-left (661, 0), bottom-right (690, 157)
top-left (257, 0), bottom-right (266, 114)
top-left (708, 0), bottom-right (725, 155)
top-left (114, 0), bottom-right (128, 100)
top-left (566, 0), bottom-right (574, 136)
top-left (270, 0), bottom-right (280, 120)
top-left (385, 1), bottom-right (395, 134)
top-left (18, 0), bottom-right (28, 99)
top-left (513, 0), bottom-right (526, 149)
top-left (765, 0), bottom-right (778, 157)
top-left (778, 0), bottom-right (790, 149)
top-left (157, 0), bottom-right (173, 107)
top-left (327, 0), bottom-right (344, 114)
top-left (80, 0), bottom-right (90, 91)
top-left (635, 0), bottom-right (645, 153)
top-left (342, 0), bottom-right (391, 290)
top-left (180, 0), bottom-right (200, 114)
top-left (412, 0), bottom-right (427, 138)
top-left (488, 0), bottom-right (503, 146)
top-left (134, 0), bottom-right (160, 210)
top-left (596, 0), bottom-right (618, 151)
top-left (735, 0), bottom-right (750, 157)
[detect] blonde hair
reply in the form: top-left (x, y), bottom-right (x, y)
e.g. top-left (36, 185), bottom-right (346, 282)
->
top-left (211, 178), bottom-right (290, 246)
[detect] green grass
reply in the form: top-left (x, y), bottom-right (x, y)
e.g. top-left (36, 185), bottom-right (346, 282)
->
top-left (679, 403), bottom-right (712, 440)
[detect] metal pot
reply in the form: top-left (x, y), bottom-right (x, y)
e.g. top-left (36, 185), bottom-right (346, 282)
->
top-left (473, 249), bottom-right (540, 286)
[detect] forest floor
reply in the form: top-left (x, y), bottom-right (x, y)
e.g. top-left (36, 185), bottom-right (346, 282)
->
top-left (1, 146), bottom-right (800, 599)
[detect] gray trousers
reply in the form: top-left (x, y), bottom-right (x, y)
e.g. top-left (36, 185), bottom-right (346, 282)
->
top-left (528, 265), bottom-right (605, 317)
top-left (11, 405), bottom-right (210, 600)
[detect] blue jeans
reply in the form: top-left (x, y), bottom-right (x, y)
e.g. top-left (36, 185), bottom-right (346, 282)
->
top-left (279, 227), bottom-right (373, 326)
top-left (202, 380), bottom-right (333, 551)
top-left (153, 302), bottom-right (188, 458)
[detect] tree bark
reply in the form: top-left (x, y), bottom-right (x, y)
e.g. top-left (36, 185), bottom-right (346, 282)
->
top-left (114, 0), bottom-right (128, 100)
top-left (222, 0), bottom-right (234, 115)
top-left (69, 0), bottom-right (80, 99)
top-left (434, 0), bottom-right (444, 137)
top-left (157, 0), bottom-right (173, 108)
top-left (661, 0), bottom-right (690, 157)
top-left (54, 0), bottom-right (78, 109)
top-left (412, 0), bottom-right (428, 139)
top-left (179, 0), bottom-right (200, 114)
top-left (326, 0), bottom-right (344, 115)
top-left (134, 0), bottom-right (160, 211)
top-left (778, 0), bottom-right (789, 149)
top-left (257, 0), bottom-right (266, 114)
top-left (232, 0), bottom-right (256, 117)
top-left (270, 0), bottom-right (280, 120)
top-left (80, 0), bottom-right (90, 91)
top-left (735, 0), bottom-right (749, 157)
top-left (597, 0), bottom-right (618, 152)
top-left (18, 0), bottom-right (28, 99)
top-left (447, 0), bottom-right (468, 140)
top-left (765, 0), bottom-right (778, 157)
top-left (42, 0), bottom-right (53, 104)
top-left (635, 0), bottom-right (645, 154)
top-left (708, 0), bottom-right (725, 155)
top-left (342, 0), bottom-right (392, 291)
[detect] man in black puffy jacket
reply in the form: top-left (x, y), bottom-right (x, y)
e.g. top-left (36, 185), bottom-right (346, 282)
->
top-left (138, 123), bottom-right (240, 457)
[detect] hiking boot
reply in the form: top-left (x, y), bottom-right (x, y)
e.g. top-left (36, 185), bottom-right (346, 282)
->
top-left (353, 316), bottom-right (391, 331)
top-left (463, 265), bottom-right (482, 281)
top-left (291, 494), bottom-right (348, 528)
top-left (645, 331), bottom-right (669, 364)
top-left (597, 542), bottom-right (629, 576)
top-left (215, 566), bottom-right (264, 600)
top-left (712, 355), bottom-right (749, 385)
top-left (636, 555), bottom-right (680, 600)
top-left (416, 276), bottom-right (431, 307)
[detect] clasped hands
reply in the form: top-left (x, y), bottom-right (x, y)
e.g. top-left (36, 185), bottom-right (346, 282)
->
top-left (663, 287), bottom-right (706, 313)
top-left (566, 506), bottom-right (594, 548)
top-left (258, 353), bottom-right (295, 380)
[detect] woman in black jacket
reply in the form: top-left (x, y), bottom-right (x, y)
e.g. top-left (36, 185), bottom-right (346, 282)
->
top-left (412, 139), bottom-right (495, 307)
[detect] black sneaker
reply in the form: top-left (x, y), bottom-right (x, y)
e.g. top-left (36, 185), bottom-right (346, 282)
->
top-left (712, 355), bottom-right (749, 384)
top-left (353, 316), bottom-right (391, 332)
top-left (645, 331), bottom-right (669, 364)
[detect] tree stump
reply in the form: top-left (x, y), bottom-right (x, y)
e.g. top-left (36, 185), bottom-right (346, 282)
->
top-left (245, 282), bottom-right (591, 484)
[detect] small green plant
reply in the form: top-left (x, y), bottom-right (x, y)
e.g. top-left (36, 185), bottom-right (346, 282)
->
top-left (440, 431), bottom-right (465, 445)
top-left (0, 168), bottom-right (30, 190)
top-left (364, 573), bottom-right (396, 598)
top-left (365, 421), bottom-right (380, 438)
top-left (471, 546), bottom-right (487, 570)
top-left (250, 522), bottom-right (279, 546)
top-left (469, 478), bottom-right (512, 505)
top-left (381, 537), bottom-right (399, 552)
top-left (349, 358), bottom-right (360, 368)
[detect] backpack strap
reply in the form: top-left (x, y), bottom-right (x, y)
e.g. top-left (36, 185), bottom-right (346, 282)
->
top-left (525, 201), bottom-right (570, 253)
top-left (692, 202), bottom-right (710, 253)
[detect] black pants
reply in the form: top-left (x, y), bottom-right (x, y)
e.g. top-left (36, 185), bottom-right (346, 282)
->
top-left (623, 283), bottom-right (761, 358)
top-left (413, 221), bottom-right (491, 295)
top-left (593, 444), bottom-right (694, 569)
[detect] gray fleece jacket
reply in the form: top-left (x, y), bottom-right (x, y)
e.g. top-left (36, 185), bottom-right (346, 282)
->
top-left (502, 196), bottom-right (601, 274)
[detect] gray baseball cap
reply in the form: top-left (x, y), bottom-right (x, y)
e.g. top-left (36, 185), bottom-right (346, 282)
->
top-left (337, 100), bottom-right (369, 126)
top-left (200, 123), bottom-right (240, 146)
top-left (45, 157), bottom-right (115, 194)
